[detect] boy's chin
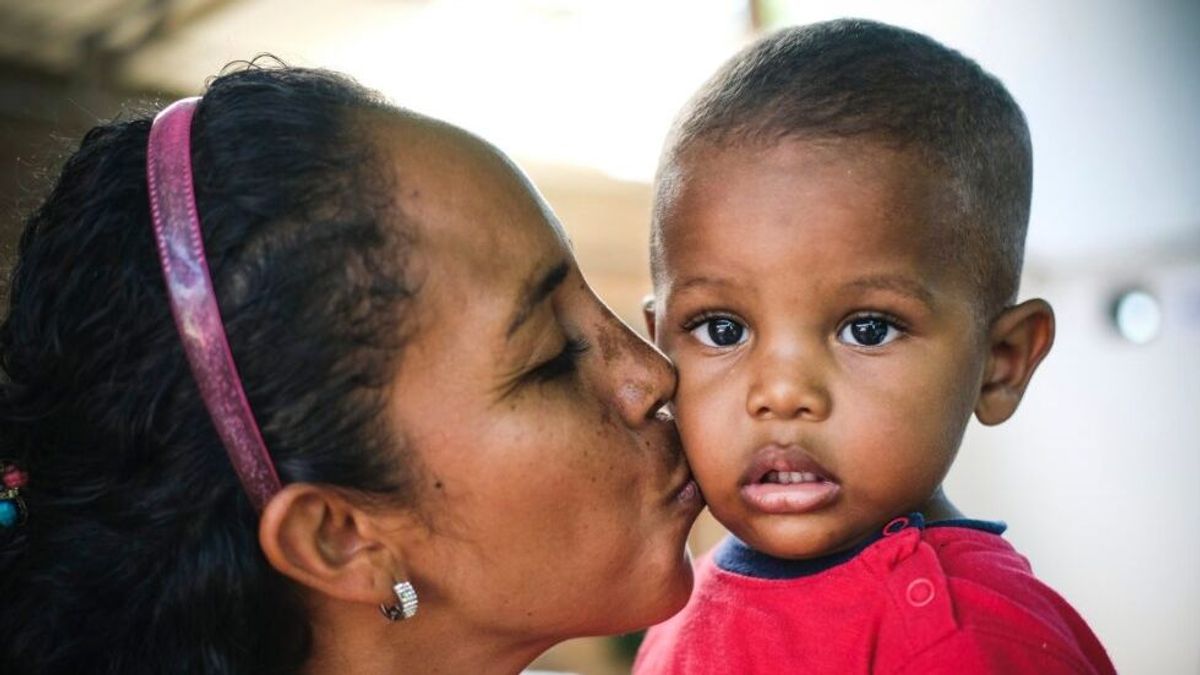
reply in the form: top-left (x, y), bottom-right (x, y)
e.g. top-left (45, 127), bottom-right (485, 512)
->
top-left (729, 515), bottom-right (874, 561)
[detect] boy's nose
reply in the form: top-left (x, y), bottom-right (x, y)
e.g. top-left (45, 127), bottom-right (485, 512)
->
top-left (746, 363), bottom-right (831, 422)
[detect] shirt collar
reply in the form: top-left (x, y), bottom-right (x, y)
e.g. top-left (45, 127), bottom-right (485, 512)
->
top-left (714, 512), bottom-right (1007, 580)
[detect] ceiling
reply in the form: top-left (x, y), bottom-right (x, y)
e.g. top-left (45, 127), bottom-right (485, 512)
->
top-left (0, 0), bottom-right (1196, 262)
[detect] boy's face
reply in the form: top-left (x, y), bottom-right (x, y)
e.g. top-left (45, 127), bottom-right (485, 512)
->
top-left (650, 139), bottom-right (989, 559)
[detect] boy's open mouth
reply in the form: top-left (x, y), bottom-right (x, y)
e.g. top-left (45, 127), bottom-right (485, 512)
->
top-left (760, 470), bottom-right (831, 485)
top-left (740, 445), bottom-right (841, 515)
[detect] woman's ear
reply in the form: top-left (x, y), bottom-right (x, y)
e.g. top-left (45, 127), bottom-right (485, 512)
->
top-left (258, 483), bottom-right (400, 607)
top-left (642, 294), bottom-right (658, 342)
top-left (975, 298), bottom-right (1056, 426)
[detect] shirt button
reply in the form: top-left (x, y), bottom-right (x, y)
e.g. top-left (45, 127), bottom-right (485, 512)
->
top-left (906, 578), bottom-right (935, 607)
top-left (883, 517), bottom-right (909, 536)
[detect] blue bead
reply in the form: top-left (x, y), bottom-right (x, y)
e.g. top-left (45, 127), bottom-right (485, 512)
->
top-left (0, 499), bottom-right (18, 527)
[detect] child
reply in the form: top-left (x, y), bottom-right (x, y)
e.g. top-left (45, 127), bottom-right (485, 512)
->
top-left (635, 19), bottom-right (1116, 674)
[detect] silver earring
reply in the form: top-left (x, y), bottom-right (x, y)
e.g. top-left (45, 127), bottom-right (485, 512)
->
top-left (379, 580), bottom-right (419, 621)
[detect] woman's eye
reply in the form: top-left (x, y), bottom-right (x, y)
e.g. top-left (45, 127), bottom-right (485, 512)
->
top-left (690, 317), bottom-right (748, 348)
top-left (838, 316), bottom-right (901, 347)
top-left (530, 337), bottom-right (589, 382)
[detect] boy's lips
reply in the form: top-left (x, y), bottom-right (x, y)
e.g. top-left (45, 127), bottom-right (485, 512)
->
top-left (739, 444), bottom-right (840, 515)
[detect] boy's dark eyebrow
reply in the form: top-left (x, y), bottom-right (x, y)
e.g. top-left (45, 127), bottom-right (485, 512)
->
top-left (843, 275), bottom-right (935, 306)
top-left (674, 275), bottom-right (738, 292)
top-left (675, 274), bottom-right (934, 306)
top-left (506, 260), bottom-right (569, 339)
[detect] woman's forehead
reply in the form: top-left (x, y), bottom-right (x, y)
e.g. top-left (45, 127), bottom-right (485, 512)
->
top-left (378, 116), bottom-right (563, 247)
top-left (371, 114), bottom-right (571, 332)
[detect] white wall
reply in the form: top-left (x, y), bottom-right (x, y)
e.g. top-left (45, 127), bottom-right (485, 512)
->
top-left (947, 253), bottom-right (1200, 672)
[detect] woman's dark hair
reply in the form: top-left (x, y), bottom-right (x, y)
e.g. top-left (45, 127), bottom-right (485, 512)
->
top-left (0, 62), bottom-right (417, 673)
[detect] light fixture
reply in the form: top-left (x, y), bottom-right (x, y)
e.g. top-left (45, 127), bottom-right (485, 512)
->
top-left (1110, 288), bottom-right (1163, 345)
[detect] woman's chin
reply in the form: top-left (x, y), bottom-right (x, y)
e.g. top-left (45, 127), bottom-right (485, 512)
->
top-left (651, 557), bottom-right (696, 625)
top-left (626, 549), bottom-right (697, 632)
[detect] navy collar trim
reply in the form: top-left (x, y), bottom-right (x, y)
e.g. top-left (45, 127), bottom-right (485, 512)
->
top-left (714, 513), bottom-right (1007, 580)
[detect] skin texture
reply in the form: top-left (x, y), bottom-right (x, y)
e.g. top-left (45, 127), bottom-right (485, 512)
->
top-left (646, 138), bottom-right (1053, 561)
top-left (259, 113), bottom-right (702, 675)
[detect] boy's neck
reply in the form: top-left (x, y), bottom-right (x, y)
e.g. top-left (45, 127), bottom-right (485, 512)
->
top-left (917, 486), bottom-right (963, 522)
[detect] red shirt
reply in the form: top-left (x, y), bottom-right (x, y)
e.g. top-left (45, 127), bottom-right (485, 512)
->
top-left (635, 517), bottom-right (1115, 674)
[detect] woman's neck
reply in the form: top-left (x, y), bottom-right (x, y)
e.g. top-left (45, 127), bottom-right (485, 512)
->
top-left (303, 602), bottom-right (555, 675)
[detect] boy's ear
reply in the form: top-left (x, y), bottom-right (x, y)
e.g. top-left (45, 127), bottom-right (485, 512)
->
top-left (975, 298), bottom-right (1055, 426)
top-left (642, 293), bottom-right (658, 342)
top-left (259, 483), bottom-right (404, 608)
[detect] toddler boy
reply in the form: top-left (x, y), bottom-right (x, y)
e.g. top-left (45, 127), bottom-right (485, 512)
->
top-left (635, 19), bottom-right (1115, 674)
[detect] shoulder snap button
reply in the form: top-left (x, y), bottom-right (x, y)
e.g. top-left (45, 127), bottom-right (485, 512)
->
top-left (883, 517), bottom-right (909, 536)
top-left (906, 578), bottom-right (935, 607)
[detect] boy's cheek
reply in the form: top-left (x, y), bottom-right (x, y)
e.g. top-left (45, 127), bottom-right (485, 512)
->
top-left (674, 374), bottom-right (741, 456)
top-left (654, 328), bottom-right (684, 356)
top-left (675, 412), bottom-right (733, 495)
top-left (669, 348), bottom-right (751, 460)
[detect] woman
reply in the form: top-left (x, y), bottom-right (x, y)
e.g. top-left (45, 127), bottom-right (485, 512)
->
top-left (0, 63), bottom-right (702, 674)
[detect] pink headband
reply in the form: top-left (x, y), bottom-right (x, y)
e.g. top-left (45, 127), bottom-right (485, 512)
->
top-left (146, 97), bottom-right (283, 512)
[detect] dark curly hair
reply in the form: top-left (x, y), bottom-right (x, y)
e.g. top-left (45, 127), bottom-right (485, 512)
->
top-left (0, 62), bottom-right (418, 673)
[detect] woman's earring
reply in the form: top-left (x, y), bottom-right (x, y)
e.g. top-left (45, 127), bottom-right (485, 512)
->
top-left (379, 580), bottom-right (419, 621)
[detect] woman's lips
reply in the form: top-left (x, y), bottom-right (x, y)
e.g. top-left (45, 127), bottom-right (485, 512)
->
top-left (654, 417), bottom-right (704, 509)
top-left (669, 455), bottom-right (704, 508)
top-left (738, 445), bottom-right (840, 515)
top-left (676, 478), bottom-right (702, 505)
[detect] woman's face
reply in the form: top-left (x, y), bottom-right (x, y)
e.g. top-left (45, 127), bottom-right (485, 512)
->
top-left (376, 117), bottom-right (703, 642)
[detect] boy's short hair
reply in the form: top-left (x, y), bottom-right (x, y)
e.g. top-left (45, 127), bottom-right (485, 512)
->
top-left (654, 19), bottom-right (1032, 317)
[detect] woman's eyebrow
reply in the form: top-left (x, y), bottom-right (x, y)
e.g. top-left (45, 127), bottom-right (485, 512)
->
top-left (506, 260), bottom-right (569, 339)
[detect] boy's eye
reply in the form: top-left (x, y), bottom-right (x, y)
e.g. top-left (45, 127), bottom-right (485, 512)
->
top-left (690, 317), bottom-right (748, 348)
top-left (838, 316), bottom-right (901, 347)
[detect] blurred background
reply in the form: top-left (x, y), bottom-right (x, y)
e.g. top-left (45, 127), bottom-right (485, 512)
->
top-left (0, 0), bottom-right (1196, 672)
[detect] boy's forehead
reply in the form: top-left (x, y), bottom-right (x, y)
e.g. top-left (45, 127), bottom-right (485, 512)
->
top-left (665, 137), bottom-right (929, 195)
top-left (653, 138), bottom-right (974, 304)
top-left (659, 139), bottom-right (952, 241)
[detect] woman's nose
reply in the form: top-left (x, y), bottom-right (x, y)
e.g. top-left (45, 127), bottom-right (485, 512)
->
top-left (595, 308), bottom-right (676, 428)
top-left (746, 347), bottom-right (831, 422)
